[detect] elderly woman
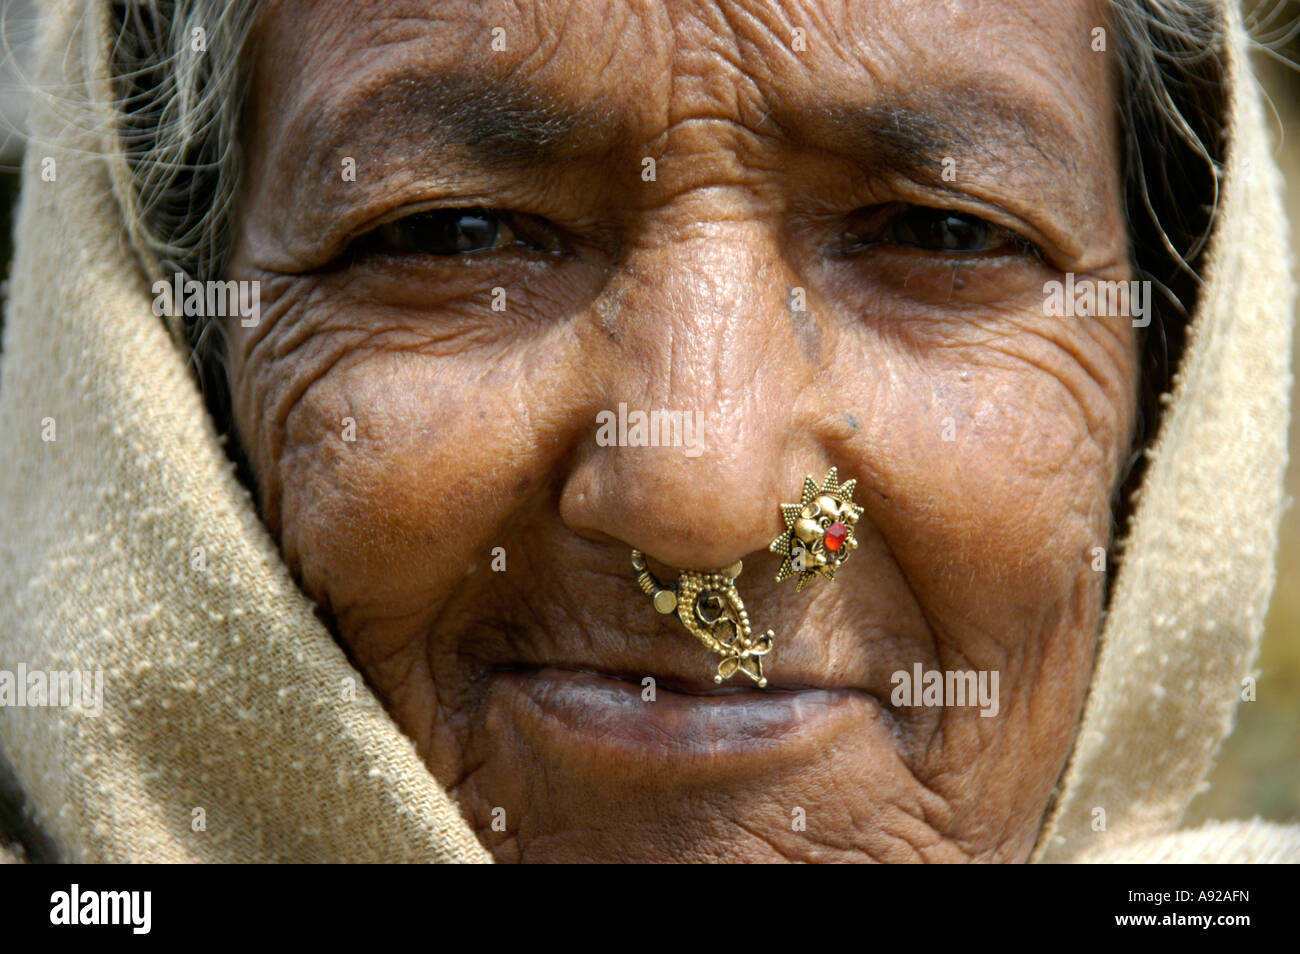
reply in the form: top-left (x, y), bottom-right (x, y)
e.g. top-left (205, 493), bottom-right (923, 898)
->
top-left (0, 0), bottom-right (1295, 863)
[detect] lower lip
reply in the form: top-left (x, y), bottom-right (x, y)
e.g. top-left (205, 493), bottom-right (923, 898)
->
top-left (497, 667), bottom-right (884, 763)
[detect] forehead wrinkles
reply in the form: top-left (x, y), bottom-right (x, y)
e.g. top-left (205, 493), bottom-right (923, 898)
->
top-left (654, 2), bottom-right (769, 129)
top-left (642, 0), bottom-right (877, 142)
top-left (498, 0), bottom-right (795, 145)
top-left (255, 0), bottom-right (899, 155)
top-left (256, 0), bottom-right (1107, 137)
top-left (249, 0), bottom-right (1119, 233)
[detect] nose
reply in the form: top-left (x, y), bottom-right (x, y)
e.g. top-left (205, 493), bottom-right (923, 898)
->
top-left (560, 218), bottom-right (827, 571)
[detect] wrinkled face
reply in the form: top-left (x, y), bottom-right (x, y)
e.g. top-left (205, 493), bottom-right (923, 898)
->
top-left (226, 0), bottom-right (1138, 861)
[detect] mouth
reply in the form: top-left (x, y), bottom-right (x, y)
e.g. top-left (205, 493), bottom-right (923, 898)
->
top-left (494, 664), bottom-right (888, 763)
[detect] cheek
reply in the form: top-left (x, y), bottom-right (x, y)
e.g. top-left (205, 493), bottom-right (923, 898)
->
top-left (920, 374), bottom-right (1109, 594)
top-left (834, 313), bottom-right (1136, 654)
top-left (280, 362), bottom-right (490, 614)
top-left (230, 300), bottom-right (595, 623)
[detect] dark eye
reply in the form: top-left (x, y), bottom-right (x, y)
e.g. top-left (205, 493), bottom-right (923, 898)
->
top-left (892, 208), bottom-right (991, 251)
top-left (357, 208), bottom-right (563, 258)
top-left (843, 205), bottom-right (1033, 256)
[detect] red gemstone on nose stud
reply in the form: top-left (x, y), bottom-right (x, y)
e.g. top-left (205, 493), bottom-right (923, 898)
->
top-left (824, 522), bottom-right (847, 552)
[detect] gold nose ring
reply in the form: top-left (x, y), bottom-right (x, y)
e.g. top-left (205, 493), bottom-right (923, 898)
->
top-left (631, 467), bottom-right (862, 686)
top-left (769, 467), bottom-right (863, 590)
top-left (631, 551), bottom-right (773, 686)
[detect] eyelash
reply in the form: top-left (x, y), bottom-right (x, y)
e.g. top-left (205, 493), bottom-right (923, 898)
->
top-left (350, 204), bottom-right (1040, 262)
top-left (353, 207), bottom-right (567, 260)
top-left (839, 204), bottom-right (1041, 259)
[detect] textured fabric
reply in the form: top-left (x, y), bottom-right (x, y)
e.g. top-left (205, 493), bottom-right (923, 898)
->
top-left (0, 1), bottom-right (489, 864)
top-left (0, 0), bottom-right (1293, 863)
top-left (1030, 0), bottom-right (1296, 862)
top-left (1076, 820), bottom-right (1300, 864)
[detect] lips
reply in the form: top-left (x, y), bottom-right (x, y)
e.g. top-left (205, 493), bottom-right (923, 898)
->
top-left (484, 618), bottom-right (877, 697)
top-left (453, 575), bottom-right (903, 776)
top-left (494, 664), bottom-right (889, 764)
top-left (496, 657), bottom-right (854, 695)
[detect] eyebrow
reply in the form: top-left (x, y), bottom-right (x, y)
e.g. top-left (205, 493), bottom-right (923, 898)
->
top-left (316, 68), bottom-right (1084, 179)
top-left (774, 88), bottom-right (1084, 191)
top-left (298, 68), bottom-right (1102, 247)
top-left (319, 70), bottom-right (625, 168)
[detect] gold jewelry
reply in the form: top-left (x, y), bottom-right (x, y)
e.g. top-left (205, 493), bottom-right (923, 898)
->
top-left (631, 551), bottom-right (774, 687)
top-left (769, 467), bottom-right (863, 590)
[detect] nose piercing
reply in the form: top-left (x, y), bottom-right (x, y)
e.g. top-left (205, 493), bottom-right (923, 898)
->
top-left (769, 467), bottom-right (863, 590)
top-left (631, 551), bottom-right (774, 687)
top-left (631, 466), bottom-right (862, 686)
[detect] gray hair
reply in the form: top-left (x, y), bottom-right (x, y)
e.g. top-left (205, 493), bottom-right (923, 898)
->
top-left (110, 0), bottom-right (255, 297)
top-left (1104, 0), bottom-right (1229, 540)
top-left (107, 0), bottom-right (256, 408)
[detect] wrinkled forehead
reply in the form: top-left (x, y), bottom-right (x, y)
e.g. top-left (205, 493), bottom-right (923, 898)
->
top-left (238, 0), bottom-right (1123, 267)
top-left (249, 0), bottom-right (1115, 157)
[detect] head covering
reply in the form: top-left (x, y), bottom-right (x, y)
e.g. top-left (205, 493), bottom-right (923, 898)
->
top-left (0, 0), bottom-right (1294, 863)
